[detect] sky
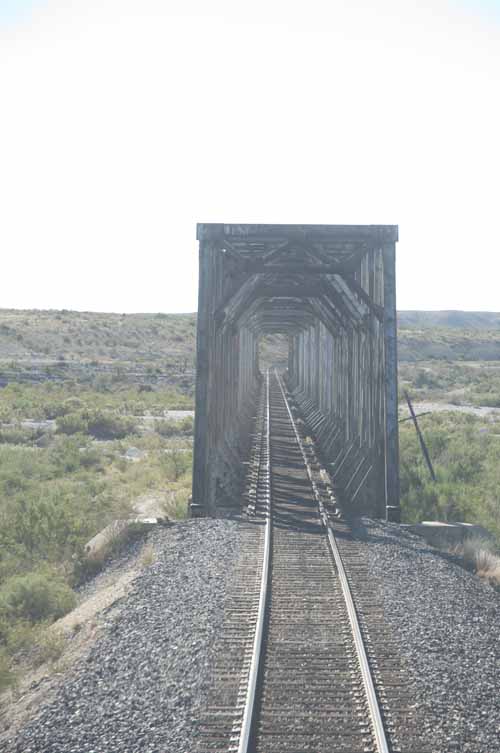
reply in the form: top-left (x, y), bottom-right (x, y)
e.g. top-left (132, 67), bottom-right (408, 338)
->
top-left (0, 0), bottom-right (499, 313)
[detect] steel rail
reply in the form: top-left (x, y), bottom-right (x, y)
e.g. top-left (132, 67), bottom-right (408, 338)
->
top-left (237, 369), bottom-right (271, 753)
top-left (275, 369), bottom-right (390, 753)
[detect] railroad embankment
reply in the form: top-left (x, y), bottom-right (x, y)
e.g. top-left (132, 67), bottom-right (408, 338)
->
top-left (0, 518), bottom-right (499, 753)
top-left (0, 521), bottom-right (240, 753)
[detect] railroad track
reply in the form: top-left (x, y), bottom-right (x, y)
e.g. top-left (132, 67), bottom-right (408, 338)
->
top-left (199, 370), bottom-right (419, 753)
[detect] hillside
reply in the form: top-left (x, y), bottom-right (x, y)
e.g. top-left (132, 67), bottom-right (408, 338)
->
top-left (398, 310), bottom-right (500, 361)
top-left (3, 309), bottom-right (500, 377)
top-left (398, 310), bottom-right (500, 329)
top-left (0, 309), bottom-right (196, 390)
top-left (0, 309), bottom-right (196, 362)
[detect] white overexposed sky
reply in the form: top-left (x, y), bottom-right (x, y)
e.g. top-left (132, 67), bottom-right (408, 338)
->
top-left (0, 0), bottom-right (499, 313)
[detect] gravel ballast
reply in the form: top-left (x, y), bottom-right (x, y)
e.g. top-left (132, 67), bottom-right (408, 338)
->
top-left (360, 519), bottom-right (500, 753)
top-left (3, 517), bottom-right (499, 753)
top-left (1, 520), bottom-right (241, 753)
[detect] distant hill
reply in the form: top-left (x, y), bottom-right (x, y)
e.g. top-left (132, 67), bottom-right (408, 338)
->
top-left (0, 309), bottom-right (196, 362)
top-left (0, 309), bottom-right (196, 389)
top-left (2, 309), bottom-right (500, 381)
top-left (398, 311), bottom-right (500, 330)
top-left (398, 311), bottom-right (500, 361)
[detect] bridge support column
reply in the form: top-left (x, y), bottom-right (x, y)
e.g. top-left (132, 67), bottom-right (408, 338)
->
top-left (383, 241), bottom-right (400, 522)
top-left (191, 236), bottom-right (213, 517)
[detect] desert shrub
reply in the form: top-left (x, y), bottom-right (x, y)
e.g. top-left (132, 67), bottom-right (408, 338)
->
top-left (49, 435), bottom-right (100, 473)
top-left (449, 536), bottom-right (500, 585)
top-left (0, 382), bottom-right (193, 424)
top-left (56, 409), bottom-right (136, 439)
top-left (126, 401), bottom-right (146, 415)
top-left (0, 406), bottom-right (13, 423)
top-left (72, 557), bottom-right (103, 585)
top-left (162, 444), bottom-right (191, 480)
top-left (0, 617), bottom-right (10, 646)
top-left (92, 375), bottom-right (113, 392)
top-left (62, 397), bottom-right (84, 413)
top-left (86, 410), bottom-right (136, 439)
top-left (472, 394), bottom-right (500, 408)
top-left (155, 416), bottom-right (193, 437)
top-left (0, 617), bottom-right (66, 665)
top-left (4, 619), bottom-right (42, 655)
top-left (167, 488), bottom-right (190, 518)
top-left (413, 368), bottom-right (442, 390)
top-left (0, 572), bottom-right (76, 624)
top-left (400, 411), bottom-right (500, 541)
top-left (34, 627), bottom-right (66, 665)
top-left (56, 411), bottom-right (89, 435)
top-left (139, 543), bottom-right (156, 567)
top-left (42, 400), bottom-right (73, 419)
top-left (179, 415), bottom-right (194, 434)
top-left (0, 426), bottom-right (44, 446)
top-left (79, 445), bottom-right (103, 469)
top-left (155, 419), bottom-right (180, 437)
top-left (0, 375), bottom-right (194, 685)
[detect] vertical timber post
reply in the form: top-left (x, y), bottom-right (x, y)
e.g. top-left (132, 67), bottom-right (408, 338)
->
top-left (191, 227), bottom-right (212, 517)
top-left (383, 241), bottom-right (400, 522)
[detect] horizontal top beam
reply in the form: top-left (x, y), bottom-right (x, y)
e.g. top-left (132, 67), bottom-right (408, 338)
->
top-left (197, 223), bottom-right (398, 244)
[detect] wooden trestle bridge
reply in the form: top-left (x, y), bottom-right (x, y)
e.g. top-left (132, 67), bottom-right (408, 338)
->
top-left (191, 223), bottom-right (400, 522)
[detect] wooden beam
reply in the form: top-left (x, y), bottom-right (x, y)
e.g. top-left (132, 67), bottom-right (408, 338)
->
top-left (342, 274), bottom-right (384, 322)
top-left (247, 262), bottom-right (350, 275)
top-left (330, 275), bottom-right (368, 322)
top-left (197, 223), bottom-right (399, 244)
top-left (191, 238), bottom-right (214, 516)
top-left (309, 297), bottom-right (347, 335)
top-left (383, 242), bottom-right (400, 522)
top-left (319, 278), bottom-right (357, 327)
top-left (214, 275), bottom-right (256, 326)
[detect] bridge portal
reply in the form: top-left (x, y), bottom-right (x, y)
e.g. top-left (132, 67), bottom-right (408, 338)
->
top-left (191, 223), bottom-right (399, 521)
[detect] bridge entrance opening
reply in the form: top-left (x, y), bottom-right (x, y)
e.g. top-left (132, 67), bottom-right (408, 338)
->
top-left (258, 334), bottom-right (288, 372)
top-left (191, 224), bottom-right (399, 521)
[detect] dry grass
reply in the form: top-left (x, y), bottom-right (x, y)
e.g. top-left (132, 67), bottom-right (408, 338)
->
top-left (1, 621), bottom-right (67, 687)
top-left (0, 650), bottom-right (16, 693)
top-left (139, 544), bottom-right (156, 568)
top-left (34, 629), bottom-right (67, 667)
top-left (453, 536), bottom-right (500, 586)
top-left (159, 486), bottom-right (190, 520)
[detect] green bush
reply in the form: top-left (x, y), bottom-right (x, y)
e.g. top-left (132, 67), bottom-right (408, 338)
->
top-left (155, 419), bottom-right (180, 437)
top-left (0, 426), bottom-right (44, 446)
top-left (155, 416), bottom-right (193, 437)
top-left (34, 627), bottom-right (66, 666)
top-left (56, 409), bottom-right (136, 439)
top-left (56, 411), bottom-right (89, 435)
top-left (0, 377), bottom-right (194, 686)
top-left (400, 411), bottom-right (500, 541)
top-left (86, 410), bottom-right (136, 439)
top-left (0, 382), bottom-right (193, 424)
top-left (4, 619), bottom-right (38, 654)
top-left (0, 572), bottom-right (76, 623)
top-left (179, 415), bottom-right (194, 434)
top-left (162, 445), bottom-right (191, 480)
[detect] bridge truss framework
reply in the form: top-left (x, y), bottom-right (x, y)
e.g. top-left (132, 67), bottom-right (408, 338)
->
top-left (191, 223), bottom-right (400, 521)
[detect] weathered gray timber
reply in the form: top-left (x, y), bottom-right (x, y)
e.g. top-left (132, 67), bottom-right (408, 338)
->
top-left (192, 223), bottom-right (400, 520)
